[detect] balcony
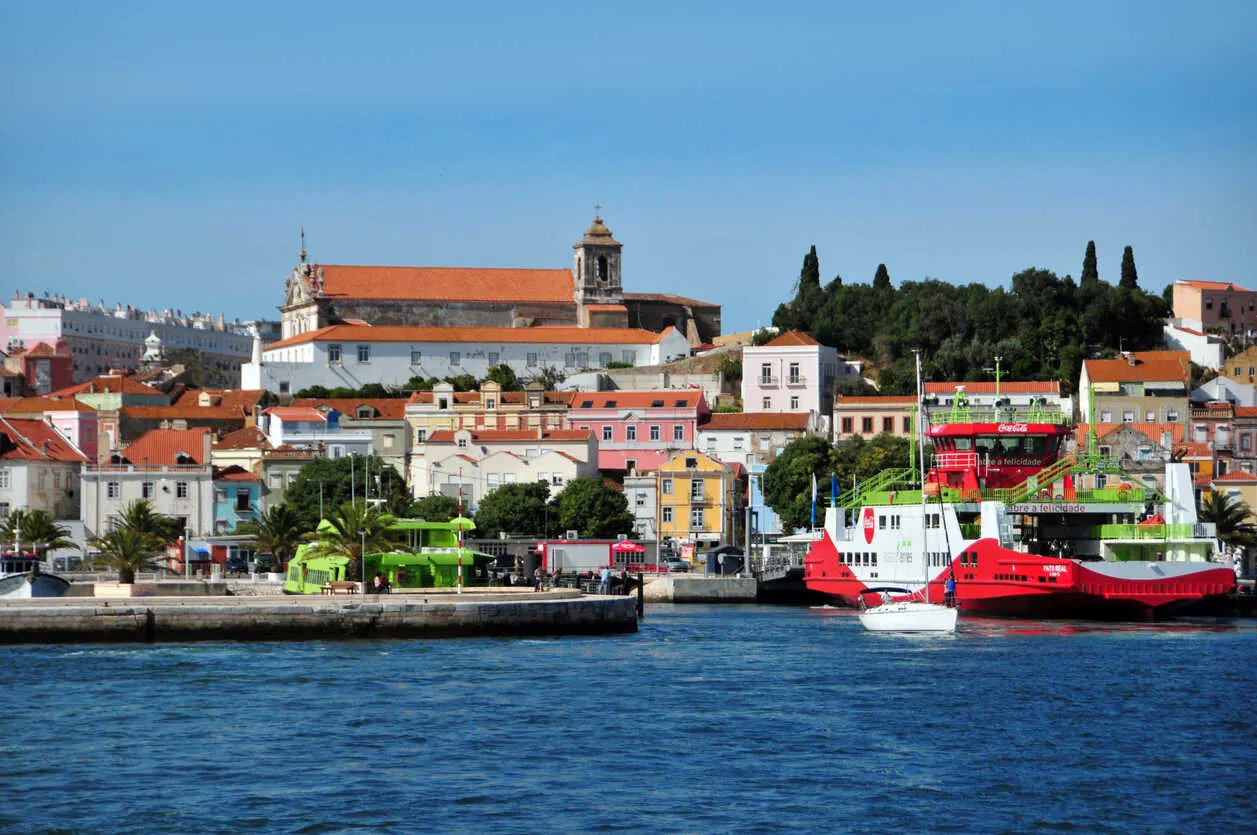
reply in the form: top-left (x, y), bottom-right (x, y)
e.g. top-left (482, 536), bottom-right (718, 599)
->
top-left (785, 375), bottom-right (807, 387)
top-left (758, 375), bottom-right (779, 387)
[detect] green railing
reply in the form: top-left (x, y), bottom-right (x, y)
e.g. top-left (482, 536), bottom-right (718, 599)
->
top-left (924, 405), bottom-right (1071, 426)
top-left (995, 455), bottom-right (1076, 505)
top-left (840, 468), bottom-right (916, 510)
top-left (1092, 523), bottom-right (1216, 540)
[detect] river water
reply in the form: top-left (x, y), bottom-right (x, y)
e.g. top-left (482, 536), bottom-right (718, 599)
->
top-left (2, 605), bottom-right (1254, 834)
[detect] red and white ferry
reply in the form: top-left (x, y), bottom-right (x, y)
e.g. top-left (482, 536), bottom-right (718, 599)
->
top-left (805, 401), bottom-right (1235, 619)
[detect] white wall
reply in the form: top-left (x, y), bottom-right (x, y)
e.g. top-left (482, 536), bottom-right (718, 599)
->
top-left (244, 330), bottom-right (691, 395)
top-left (1164, 323), bottom-right (1225, 371)
top-left (81, 468), bottom-right (215, 538)
top-left (741, 343), bottom-right (839, 414)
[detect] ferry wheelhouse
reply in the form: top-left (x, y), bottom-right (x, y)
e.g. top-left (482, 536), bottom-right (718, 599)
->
top-left (804, 396), bottom-right (1235, 619)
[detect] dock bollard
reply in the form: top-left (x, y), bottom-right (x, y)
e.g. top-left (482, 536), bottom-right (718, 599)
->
top-left (636, 572), bottom-right (644, 619)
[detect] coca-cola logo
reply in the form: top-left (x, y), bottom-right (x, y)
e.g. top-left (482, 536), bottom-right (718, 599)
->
top-left (862, 507), bottom-right (875, 544)
top-left (997, 423), bottom-right (1029, 433)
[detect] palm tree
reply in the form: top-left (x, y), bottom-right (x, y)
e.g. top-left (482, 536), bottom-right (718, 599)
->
top-left (111, 499), bottom-right (184, 545)
top-left (1200, 491), bottom-right (1257, 551)
top-left (236, 505), bottom-right (306, 571)
top-left (311, 501), bottom-right (396, 580)
top-left (87, 527), bottom-right (165, 584)
top-left (0, 509), bottom-right (75, 558)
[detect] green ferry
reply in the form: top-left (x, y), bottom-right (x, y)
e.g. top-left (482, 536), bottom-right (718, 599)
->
top-left (284, 517), bottom-right (496, 594)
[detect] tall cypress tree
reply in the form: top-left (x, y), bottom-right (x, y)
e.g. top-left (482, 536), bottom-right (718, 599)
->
top-left (1120, 245), bottom-right (1139, 289)
top-left (1081, 241), bottom-right (1099, 286)
top-left (872, 263), bottom-right (892, 291)
top-left (800, 245), bottom-right (821, 292)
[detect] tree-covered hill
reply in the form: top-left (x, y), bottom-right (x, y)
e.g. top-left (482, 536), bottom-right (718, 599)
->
top-left (771, 242), bottom-right (1170, 393)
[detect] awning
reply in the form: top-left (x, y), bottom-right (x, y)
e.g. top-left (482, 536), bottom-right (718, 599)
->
top-left (611, 540), bottom-right (647, 553)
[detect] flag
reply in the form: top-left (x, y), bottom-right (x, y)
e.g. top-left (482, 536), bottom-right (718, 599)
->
top-left (831, 475), bottom-right (839, 504)
top-left (810, 472), bottom-right (818, 528)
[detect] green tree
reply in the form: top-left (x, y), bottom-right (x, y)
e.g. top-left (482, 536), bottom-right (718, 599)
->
top-left (0, 509), bottom-right (75, 558)
top-left (406, 376), bottom-right (440, 391)
top-left (446, 374), bottom-right (478, 391)
top-left (1120, 245), bottom-right (1139, 289)
top-left (761, 435), bottom-right (840, 532)
top-left (112, 499), bottom-right (184, 545)
top-left (484, 365), bottom-right (523, 391)
top-left (475, 482), bottom-right (554, 538)
top-left (295, 385), bottom-right (332, 398)
top-left (309, 501), bottom-right (397, 581)
top-left (408, 494), bottom-right (461, 522)
top-left (532, 365), bottom-right (566, 389)
top-left (88, 527), bottom-right (165, 584)
top-left (328, 386), bottom-right (358, 398)
top-left (555, 477), bottom-right (634, 539)
top-left (235, 505), bottom-right (307, 571)
top-left (357, 382), bottom-right (395, 398)
top-left (1081, 240), bottom-right (1099, 286)
top-left (1200, 491), bottom-right (1257, 550)
top-left (282, 456), bottom-right (410, 530)
top-left (872, 263), bottom-right (892, 291)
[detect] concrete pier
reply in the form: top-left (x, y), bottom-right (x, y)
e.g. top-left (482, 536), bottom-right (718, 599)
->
top-left (0, 589), bottom-right (637, 644)
top-left (642, 575), bottom-right (757, 603)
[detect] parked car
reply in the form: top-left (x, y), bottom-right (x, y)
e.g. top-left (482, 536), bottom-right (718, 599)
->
top-left (660, 556), bottom-right (690, 573)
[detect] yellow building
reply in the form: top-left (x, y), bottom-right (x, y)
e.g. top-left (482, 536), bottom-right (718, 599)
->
top-left (657, 450), bottom-right (742, 548)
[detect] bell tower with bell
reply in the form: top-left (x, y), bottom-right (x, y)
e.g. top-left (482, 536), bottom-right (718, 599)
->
top-left (573, 208), bottom-right (627, 327)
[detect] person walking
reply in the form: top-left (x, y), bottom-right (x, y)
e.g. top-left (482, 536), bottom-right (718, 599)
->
top-left (598, 566), bottom-right (611, 595)
top-left (533, 566), bottom-right (545, 592)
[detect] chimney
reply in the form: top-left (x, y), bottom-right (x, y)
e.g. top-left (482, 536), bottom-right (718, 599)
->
top-left (1126, 353), bottom-right (1137, 367)
top-left (202, 429), bottom-right (212, 465)
top-left (536, 425), bottom-right (544, 440)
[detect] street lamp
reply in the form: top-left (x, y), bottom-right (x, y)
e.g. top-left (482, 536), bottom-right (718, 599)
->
top-left (360, 528), bottom-right (367, 598)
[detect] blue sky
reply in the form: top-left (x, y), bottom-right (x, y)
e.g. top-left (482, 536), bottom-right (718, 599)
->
top-left (2, 1), bottom-right (1254, 332)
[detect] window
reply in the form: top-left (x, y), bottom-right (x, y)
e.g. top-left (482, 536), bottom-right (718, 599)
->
top-left (762, 397), bottom-right (772, 410)
top-left (690, 508), bottom-right (705, 529)
top-left (0, 502), bottom-right (7, 519)
top-left (416, 429), bottom-right (427, 443)
top-left (902, 417), bottom-right (911, 432)
top-left (526, 352), bottom-right (538, 366)
top-left (279, 381), bottom-right (290, 395)
top-left (357, 344), bottom-right (370, 363)
top-left (673, 424), bottom-right (684, 442)
top-left (691, 478), bottom-right (705, 500)
top-left (457, 436), bottom-right (468, 449)
top-left (662, 478), bottom-right (673, 495)
top-left (1122, 410), bottom-right (1135, 423)
top-left (552, 474), bottom-right (564, 487)
top-left (107, 481), bottom-right (121, 499)
top-left (236, 489), bottom-right (251, 511)
top-left (627, 425), bottom-right (637, 442)
top-left (536, 472), bottom-right (549, 484)
top-left (328, 344), bottom-right (342, 363)
top-left (625, 459), bottom-right (636, 473)
top-left (733, 436), bottom-right (744, 450)
top-left (861, 417), bottom-right (873, 433)
top-left (650, 425), bottom-right (661, 441)
top-left (760, 363), bottom-right (772, 384)
top-left (449, 351), bottom-right (461, 366)
top-left (565, 352), bottom-right (576, 367)
top-left (1166, 409), bottom-right (1180, 422)
top-left (1146, 410), bottom-right (1155, 422)
top-left (176, 481), bottom-right (189, 499)
top-left (841, 417), bottom-right (853, 433)
top-left (882, 417), bottom-right (893, 432)
top-left (790, 396), bottom-right (800, 409)
top-left (142, 481), bottom-right (154, 499)
top-left (662, 507), bottom-right (673, 523)
top-left (602, 425), bottom-right (613, 441)
top-left (635, 492), bottom-right (646, 507)
top-left (487, 352), bottom-right (499, 366)
top-left (685, 457), bottom-right (698, 468)
top-left (622, 351), bottom-right (634, 364)
top-left (410, 349), bottom-right (422, 365)
top-left (1100, 409), bottom-right (1112, 423)
top-left (329, 445), bottom-right (345, 458)
top-left (788, 362), bottom-right (800, 383)
top-left (575, 351), bottom-right (589, 367)
top-left (599, 352), bottom-right (612, 367)
top-left (1242, 434), bottom-right (1252, 452)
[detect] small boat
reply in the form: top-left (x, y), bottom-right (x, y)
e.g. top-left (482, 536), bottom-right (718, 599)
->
top-left (857, 587), bottom-right (958, 632)
top-left (0, 553), bottom-right (71, 599)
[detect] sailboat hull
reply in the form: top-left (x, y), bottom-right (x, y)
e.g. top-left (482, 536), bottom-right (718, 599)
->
top-left (858, 601), bottom-right (958, 632)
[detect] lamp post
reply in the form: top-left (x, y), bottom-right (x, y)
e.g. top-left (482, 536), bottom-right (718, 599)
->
top-left (360, 528), bottom-right (367, 598)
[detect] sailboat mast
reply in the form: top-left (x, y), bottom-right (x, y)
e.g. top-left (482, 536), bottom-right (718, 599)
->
top-left (915, 350), bottom-right (930, 604)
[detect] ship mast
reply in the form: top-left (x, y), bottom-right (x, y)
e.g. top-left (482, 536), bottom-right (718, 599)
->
top-left (915, 350), bottom-right (930, 604)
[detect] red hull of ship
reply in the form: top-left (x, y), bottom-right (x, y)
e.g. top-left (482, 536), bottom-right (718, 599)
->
top-left (804, 534), bottom-right (1236, 621)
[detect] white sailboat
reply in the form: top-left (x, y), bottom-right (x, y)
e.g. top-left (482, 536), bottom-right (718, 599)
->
top-left (857, 351), bottom-right (958, 633)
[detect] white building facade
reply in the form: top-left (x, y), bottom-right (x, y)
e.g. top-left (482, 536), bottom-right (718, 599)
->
top-left (740, 331), bottom-right (846, 428)
top-left (242, 325), bottom-right (691, 396)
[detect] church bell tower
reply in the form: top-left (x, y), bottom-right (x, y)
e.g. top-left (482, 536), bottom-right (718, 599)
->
top-left (573, 213), bottom-right (624, 306)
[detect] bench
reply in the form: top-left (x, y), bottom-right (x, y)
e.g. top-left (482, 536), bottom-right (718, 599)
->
top-left (322, 581), bottom-right (360, 595)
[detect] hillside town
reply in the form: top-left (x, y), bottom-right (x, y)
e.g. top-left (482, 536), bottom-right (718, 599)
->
top-left (0, 216), bottom-right (1254, 580)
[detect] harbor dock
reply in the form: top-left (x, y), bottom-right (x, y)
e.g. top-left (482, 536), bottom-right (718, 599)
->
top-left (0, 588), bottom-right (638, 644)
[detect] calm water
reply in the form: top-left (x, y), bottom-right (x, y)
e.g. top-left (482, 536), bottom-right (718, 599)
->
top-left (2, 605), bottom-right (1255, 834)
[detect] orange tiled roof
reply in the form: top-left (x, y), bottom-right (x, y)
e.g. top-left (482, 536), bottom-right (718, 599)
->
top-left (49, 374), bottom-right (166, 398)
top-left (122, 406), bottom-right (245, 420)
top-left (569, 391), bottom-right (705, 410)
top-left (761, 330), bottom-right (820, 347)
top-left (116, 428), bottom-right (211, 466)
top-left (291, 398), bottom-right (408, 419)
top-left (700, 412), bottom-right (811, 431)
top-left (309, 265), bottom-right (575, 304)
top-left (1175, 280), bottom-right (1254, 292)
top-left (0, 417), bottom-right (88, 462)
top-left (1236, 407), bottom-right (1257, 419)
top-left (836, 395), bottom-right (916, 405)
top-left (1, 397), bottom-right (96, 414)
top-left (1212, 471), bottom-right (1257, 483)
top-left (925, 381), bottom-right (1060, 394)
top-left (1075, 423), bottom-right (1186, 445)
top-left (213, 426), bottom-right (272, 451)
top-left (406, 390), bottom-right (572, 406)
top-left (1174, 441), bottom-right (1213, 458)
top-left (174, 389), bottom-right (270, 413)
top-left (1084, 351), bottom-right (1190, 384)
top-left (214, 465), bottom-right (258, 482)
top-left (425, 429), bottom-right (592, 443)
top-left (622, 292), bottom-right (718, 307)
top-left (584, 304), bottom-right (628, 312)
top-left (262, 407), bottom-right (328, 422)
top-left (263, 324), bottom-right (676, 352)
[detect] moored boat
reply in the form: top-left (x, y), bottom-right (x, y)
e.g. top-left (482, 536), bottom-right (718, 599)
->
top-left (0, 553), bottom-right (71, 599)
top-left (805, 394), bottom-right (1235, 620)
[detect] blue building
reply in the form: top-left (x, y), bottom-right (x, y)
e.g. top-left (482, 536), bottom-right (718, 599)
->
top-left (213, 466), bottom-right (260, 534)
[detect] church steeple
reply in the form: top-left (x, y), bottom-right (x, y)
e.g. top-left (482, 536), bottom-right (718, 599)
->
top-left (573, 210), bottom-right (623, 306)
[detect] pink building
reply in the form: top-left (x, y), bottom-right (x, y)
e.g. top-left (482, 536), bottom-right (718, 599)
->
top-left (741, 331), bottom-right (851, 429)
top-left (0, 398), bottom-right (100, 460)
top-left (1172, 280), bottom-right (1257, 336)
top-left (564, 391), bottom-right (708, 474)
